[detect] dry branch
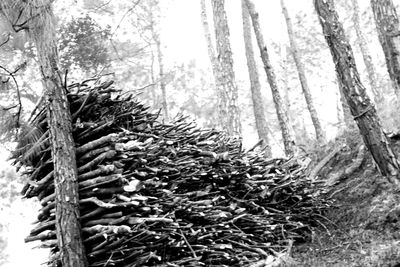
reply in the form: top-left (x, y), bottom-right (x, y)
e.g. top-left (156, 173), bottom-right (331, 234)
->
top-left (13, 79), bottom-right (332, 267)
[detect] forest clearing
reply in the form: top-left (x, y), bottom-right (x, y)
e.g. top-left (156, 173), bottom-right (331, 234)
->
top-left (0, 0), bottom-right (400, 266)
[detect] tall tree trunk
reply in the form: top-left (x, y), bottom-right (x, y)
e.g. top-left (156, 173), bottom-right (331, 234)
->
top-left (155, 35), bottom-right (169, 121)
top-left (211, 0), bottom-right (241, 136)
top-left (315, 0), bottom-right (400, 182)
top-left (371, 0), bottom-right (400, 96)
top-left (0, 1), bottom-right (88, 266)
top-left (241, 0), bottom-right (271, 157)
top-left (150, 50), bottom-right (158, 107)
top-left (280, 0), bottom-right (325, 144)
top-left (351, 0), bottom-right (382, 104)
top-left (279, 45), bottom-right (297, 138)
top-left (148, 2), bottom-right (169, 121)
top-left (200, 0), bottom-right (219, 83)
top-left (244, 0), bottom-right (295, 157)
top-left (336, 74), bottom-right (354, 129)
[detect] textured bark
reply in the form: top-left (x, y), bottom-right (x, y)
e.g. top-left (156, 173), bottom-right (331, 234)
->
top-left (371, 0), bottom-right (400, 96)
top-left (245, 0), bottom-right (295, 156)
top-left (241, 0), bottom-right (271, 157)
top-left (280, 0), bottom-right (325, 144)
top-left (315, 0), bottom-right (400, 180)
top-left (28, 4), bottom-right (88, 267)
top-left (351, 0), bottom-right (382, 104)
top-left (211, 0), bottom-right (241, 136)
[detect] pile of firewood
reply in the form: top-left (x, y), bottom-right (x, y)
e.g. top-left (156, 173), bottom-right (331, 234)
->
top-left (13, 80), bottom-right (331, 266)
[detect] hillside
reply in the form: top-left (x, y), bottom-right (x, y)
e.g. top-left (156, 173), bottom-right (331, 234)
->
top-left (291, 131), bottom-right (400, 267)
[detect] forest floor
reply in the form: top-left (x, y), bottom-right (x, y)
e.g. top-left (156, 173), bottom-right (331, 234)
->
top-left (288, 133), bottom-right (400, 267)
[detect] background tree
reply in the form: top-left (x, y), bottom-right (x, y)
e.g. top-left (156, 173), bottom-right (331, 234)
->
top-left (0, 1), bottom-right (88, 266)
top-left (241, 0), bottom-right (271, 156)
top-left (351, 0), bottom-right (381, 105)
top-left (58, 14), bottom-right (111, 77)
top-left (371, 0), bottom-right (400, 97)
top-left (152, 12), bottom-right (169, 121)
top-left (211, 0), bottom-right (241, 136)
top-left (281, 0), bottom-right (325, 144)
top-left (245, 0), bottom-right (295, 156)
top-left (200, 0), bottom-right (219, 90)
top-left (129, 0), bottom-right (170, 121)
top-left (315, 0), bottom-right (400, 183)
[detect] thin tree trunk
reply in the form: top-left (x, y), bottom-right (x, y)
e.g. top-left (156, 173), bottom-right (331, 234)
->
top-left (336, 74), bottom-right (354, 129)
top-left (155, 35), bottom-right (169, 121)
top-left (315, 0), bottom-right (400, 182)
top-left (150, 50), bottom-right (158, 107)
top-left (200, 0), bottom-right (219, 82)
top-left (245, 0), bottom-right (295, 157)
top-left (1, 1), bottom-right (88, 266)
top-left (371, 0), bottom-right (400, 97)
top-left (280, 0), bottom-right (325, 144)
top-left (241, 0), bottom-right (271, 157)
top-left (351, 0), bottom-right (382, 104)
top-left (279, 45), bottom-right (297, 138)
top-left (335, 88), bottom-right (344, 126)
top-left (211, 0), bottom-right (241, 136)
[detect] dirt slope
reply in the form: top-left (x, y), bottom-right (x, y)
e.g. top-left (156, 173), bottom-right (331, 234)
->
top-left (292, 133), bottom-right (400, 267)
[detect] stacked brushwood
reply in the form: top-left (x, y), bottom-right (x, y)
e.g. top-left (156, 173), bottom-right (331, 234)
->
top-left (13, 80), bottom-right (331, 267)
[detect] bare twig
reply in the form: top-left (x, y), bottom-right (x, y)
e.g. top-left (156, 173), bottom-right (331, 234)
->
top-left (0, 64), bottom-right (23, 128)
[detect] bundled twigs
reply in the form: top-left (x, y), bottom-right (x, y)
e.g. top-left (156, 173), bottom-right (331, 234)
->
top-left (13, 80), bottom-right (332, 267)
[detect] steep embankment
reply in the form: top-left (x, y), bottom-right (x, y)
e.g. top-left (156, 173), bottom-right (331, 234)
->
top-left (293, 131), bottom-right (400, 266)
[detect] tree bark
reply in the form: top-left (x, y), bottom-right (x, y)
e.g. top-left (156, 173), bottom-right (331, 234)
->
top-left (241, 0), bottom-right (271, 157)
top-left (6, 1), bottom-right (88, 266)
top-left (371, 0), bottom-right (400, 96)
top-left (245, 0), bottom-right (295, 157)
top-left (336, 74), bottom-right (354, 129)
top-left (279, 45), bottom-right (297, 139)
top-left (200, 0), bottom-right (219, 83)
top-left (351, 0), bottom-right (382, 104)
top-left (280, 0), bottom-right (325, 144)
top-left (211, 0), bottom-right (241, 136)
top-left (155, 35), bottom-right (169, 121)
top-left (315, 0), bottom-right (400, 181)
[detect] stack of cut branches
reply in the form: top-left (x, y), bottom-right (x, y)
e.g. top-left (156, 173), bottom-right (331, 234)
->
top-left (12, 80), bottom-right (331, 267)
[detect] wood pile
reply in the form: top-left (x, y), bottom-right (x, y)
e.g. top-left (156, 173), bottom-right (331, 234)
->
top-left (12, 80), bottom-right (331, 267)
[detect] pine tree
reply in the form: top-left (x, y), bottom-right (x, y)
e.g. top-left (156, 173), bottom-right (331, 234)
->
top-left (315, 0), bottom-right (400, 183)
top-left (351, 0), bottom-right (381, 104)
top-left (0, 1), bottom-right (88, 266)
top-left (210, 0), bottom-right (241, 136)
top-left (244, 0), bottom-right (295, 156)
top-left (241, 0), bottom-right (271, 156)
top-left (281, 0), bottom-right (325, 144)
top-left (371, 0), bottom-right (400, 96)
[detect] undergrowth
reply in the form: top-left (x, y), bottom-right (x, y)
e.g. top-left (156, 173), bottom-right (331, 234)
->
top-left (284, 129), bottom-right (400, 267)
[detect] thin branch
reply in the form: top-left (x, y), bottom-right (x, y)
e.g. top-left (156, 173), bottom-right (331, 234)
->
top-left (0, 64), bottom-right (23, 128)
top-left (0, 33), bottom-right (10, 48)
top-left (110, 0), bottom-right (142, 39)
top-left (92, 0), bottom-right (112, 13)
